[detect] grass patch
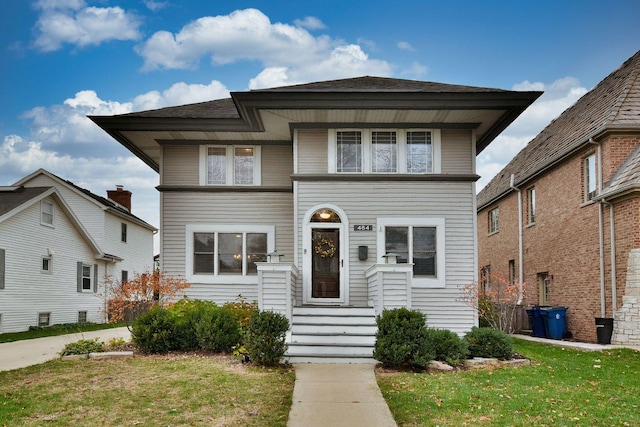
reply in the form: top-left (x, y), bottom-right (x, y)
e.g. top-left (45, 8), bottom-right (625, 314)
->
top-left (0, 354), bottom-right (294, 426)
top-left (0, 322), bottom-right (126, 344)
top-left (377, 339), bottom-right (640, 426)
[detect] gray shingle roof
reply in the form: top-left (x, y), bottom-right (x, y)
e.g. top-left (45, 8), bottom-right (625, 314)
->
top-left (478, 50), bottom-right (640, 209)
top-left (119, 97), bottom-right (239, 119)
top-left (0, 187), bottom-right (51, 218)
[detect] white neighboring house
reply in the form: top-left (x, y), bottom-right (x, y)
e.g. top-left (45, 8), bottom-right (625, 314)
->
top-left (0, 170), bottom-right (156, 333)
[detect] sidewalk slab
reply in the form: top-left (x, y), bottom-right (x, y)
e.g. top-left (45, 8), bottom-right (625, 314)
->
top-left (288, 363), bottom-right (396, 427)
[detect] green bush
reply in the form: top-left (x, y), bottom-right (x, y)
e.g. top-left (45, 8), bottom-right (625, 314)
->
top-left (195, 307), bottom-right (241, 352)
top-left (425, 329), bottom-right (469, 367)
top-left (373, 308), bottom-right (434, 369)
top-left (60, 338), bottom-right (106, 356)
top-left (131, 306), bottom-right (179, 354)
top-left (464, 327), bottom-right (513, 360)
top-left (172, 299), bottom-right (218, 351)
top-left (245, 310), bottom-right (289, 366)
top-left (222, 296), bottom-right (258, 341)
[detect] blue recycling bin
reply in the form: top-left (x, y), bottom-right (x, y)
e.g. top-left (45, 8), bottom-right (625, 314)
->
top-left (526, 306), bottom-right (548, 338)
top-left (543, 307), bottom-right (568, 339)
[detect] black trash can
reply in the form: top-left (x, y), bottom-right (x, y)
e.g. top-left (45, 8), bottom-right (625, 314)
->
top-left (595, 317), bottom-right (614, 344)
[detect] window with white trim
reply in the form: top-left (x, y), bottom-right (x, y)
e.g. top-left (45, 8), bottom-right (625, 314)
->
top-left (38, 312), bottom-right (51, 327)
top-left (186, 225), bottom-right (274, 284)
top-left (199, 146), bottom-right (261, 186)
top-left (82, 265), bottom-right (92, 290)
top-left (42, 256), bottom-right (52, 273)
top-left (330, 129), bottom-right (439, 174)
top-left (377, 218), bottom-right (446, 287)
top-left (78, 311), bottom-right (87, 323)
top-left (41, 201), bottom-right (54, 226)
top-left (584, 154), bottom-right (596, 201)
top-left (488, 208), bottom-right (499, 234)
top-left (527, 187), bottom-right (536, 224)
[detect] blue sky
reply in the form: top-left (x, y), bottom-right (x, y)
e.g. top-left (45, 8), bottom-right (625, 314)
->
top-left (2, 0), bottom-right (640, 248)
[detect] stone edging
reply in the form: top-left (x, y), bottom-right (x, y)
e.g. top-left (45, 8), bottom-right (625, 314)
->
top-left (60, 351), bottom-right (134, 362)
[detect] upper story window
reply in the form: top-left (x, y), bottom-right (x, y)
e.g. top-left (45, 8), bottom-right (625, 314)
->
top-left (199, 145), bottom-right (262, 186)
top-left (527, 187), bottom-right (536, 224)
top-left (42, 256), bottom-right (52, 273)
top-left (488, 208), bottom-right (499, 234)
top-left (330, 129), bottom-right (440, 174)
top-left (121, 223), bottom-right (127, 243)
top-left (41, 201), bottom-right (54, 226)
top-left (584, 154), bottom-right (596, 201)
top-left (186, 224), bottom-right (275, 284)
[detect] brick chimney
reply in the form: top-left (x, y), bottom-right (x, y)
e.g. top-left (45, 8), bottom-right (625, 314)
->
top-left (107, 185), bottom-right (132, 212)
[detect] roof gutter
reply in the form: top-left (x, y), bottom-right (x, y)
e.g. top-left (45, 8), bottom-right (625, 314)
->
top-left (510, 174), bottom-right (524, 304)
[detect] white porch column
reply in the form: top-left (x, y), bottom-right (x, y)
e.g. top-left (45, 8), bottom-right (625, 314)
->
top-left (257, 262), bottom-right (299, 322)
top-left (365, 263), bottom-right (413, 316)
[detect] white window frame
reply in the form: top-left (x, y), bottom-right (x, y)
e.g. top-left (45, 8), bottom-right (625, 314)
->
top-left (199, 145), bottom-right (262, 186)
top-left (186, 224), bottom-right (275, 284)
top-left (38, 312), bottom-right (51, 327)
top-left (527, 187), bottom-right (536, 224)
top-left (488, 208), bottom-right (499, 234)
top-left (584, 154), bottom-right (596, 201)
top-left (377, 217), bottom-right (446, 288)
top-left (81, 264), bottom-right (93, 291)
top-left (42, 256), bottom-right (52, 274)
top-left (41, 200), bottom-right (54, 226)
top-left (328, 129), bottom-right (441, 174)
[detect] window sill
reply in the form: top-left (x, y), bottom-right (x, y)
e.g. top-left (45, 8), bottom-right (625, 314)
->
top-left (580, 199), bottom-right (597, 208)
top-left (525, 222), bottom-right (535, 229)
top-left (487, 230), bottom-right (499, 236)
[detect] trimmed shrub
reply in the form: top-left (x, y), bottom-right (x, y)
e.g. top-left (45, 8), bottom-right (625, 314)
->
top-left (131, 306), bottom-right (179, 354)
top-left (464, 327), bottom-right (513, 360)
top-left (172, 299), bottom-right (219, 351)
top-left (222, 296), bottom-right (258, 342)
top-left (425, 329), bottom-right (469, 367)
top-left (373, 308), bottom-right (434, 369)
top-left (195, 307), bottom-right (241, 352)
top-left (60, 338), bottom-right (106, 356)
top-left (245, 310), bottom-right (289, 366)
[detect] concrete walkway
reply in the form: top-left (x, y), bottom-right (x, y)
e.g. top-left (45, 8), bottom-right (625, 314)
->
top-left (287, 363), bottom-right (396, 427)
top-left (0, 327), bottom-right (131, 372)
top-left (513, 334), bottom-right (640, 352)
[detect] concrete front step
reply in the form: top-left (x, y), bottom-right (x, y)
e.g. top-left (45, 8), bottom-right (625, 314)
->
top-left (291, 324), bottom-right (378, 335)
top-left (290, 334), bottom-right (375, 345)
top-left (285, 355), bottom-right (377, 364)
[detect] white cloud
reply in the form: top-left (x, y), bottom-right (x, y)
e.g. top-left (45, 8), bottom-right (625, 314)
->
top-left (476, 77), bottom-right (588, 191)
top-left (32, 0), bottom-right (142, 52)
top-left (135, 8), bottom-right (393, 84)
top-left (132, 80), bottom-right (230, 110)
top-left (397, 41), bottom-right (415, 51)
top-left (294, 16), bottom-right (326, 30)
top-left (143, 0), bottom-right (169, 11)
top-left (402, 61), bottom-right (428, 77)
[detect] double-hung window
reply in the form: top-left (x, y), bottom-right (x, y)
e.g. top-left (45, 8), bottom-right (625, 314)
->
top-left (584, 154), bottom-right (596, 201)
top-left (331, 129), bottom-right (439, 174)
top-left (200, 146), bottom-right (261, 185)
top-left (187, 225), bottom-right (274, 284)
top-left (527, 187), bottom-right (536, 224)
top-left (41, 201), bottom-right (54, 226)
top-left (377, 218), bottom-right (446, 287)
top-left (488, 208), bottom-right (499, 234)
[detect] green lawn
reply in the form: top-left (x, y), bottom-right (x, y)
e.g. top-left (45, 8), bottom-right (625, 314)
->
top-left (0, 354), bottom-right (295, 426)
top-left (377, 339), bottom-right (640, 426)
top-left (0, 322), bottom-right (126, 344)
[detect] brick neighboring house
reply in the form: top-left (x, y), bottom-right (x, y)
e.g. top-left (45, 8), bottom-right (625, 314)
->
top-left (477, 50), bottom-right (640, 344)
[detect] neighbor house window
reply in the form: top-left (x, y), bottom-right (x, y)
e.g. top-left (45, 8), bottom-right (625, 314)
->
top-left (527, 187), bottom-right (536, 224)
top-left (121, 223), bottom-right (127, 242)
top-left (186, 225), bottom-right (274, 284)
top-left (77, 262), bottom-right (96, 292)
top-left (78, 311), bottom-right (87, 323)
top-left (41, 201), bottom-right (54, 226)
top-left (121, 270), bottom-right (128, 284)
top-left (584, 154), bottom-right (597, 201)
top-left (200, 146), bottom-right (261, 186)
top-left (538, 272), bottom-right (551, 305)
top-left (336, 131), bottom-right (363, 172)
top-left (480, 265), bottom-right (491, 293)
top-left (82, 265), bottom-right (91, 290)
top-left (377, 218), bottom-right (446, 287)
top-left (488, 208), bottom-right (499, 234)
top-left (509, 260), bottom-right (516, 285)
top-left (38, 312), bottom-right (51, 327)
top-left (42, 257), bottom-right (52, 273)
top-left (330, 129), bottom-right (439, 174)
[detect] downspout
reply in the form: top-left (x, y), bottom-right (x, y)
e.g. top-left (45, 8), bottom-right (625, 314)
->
top-left (589, 138), bottom-right (606, 318)
top-left (510, 174), bottom-right (524, 303)
top-left (603, 199), bottom-right (617, 313)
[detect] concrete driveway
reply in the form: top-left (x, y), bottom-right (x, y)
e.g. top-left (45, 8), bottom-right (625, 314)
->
top-left (0, 327), bottom-right (131, 372)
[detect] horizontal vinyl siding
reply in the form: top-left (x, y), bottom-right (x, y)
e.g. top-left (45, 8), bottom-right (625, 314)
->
top-left (162, 145), bottom-right (199, 186)
top-left (259, 271), bottom-right (287, 313)
top-left (262, 145), bottom-right (294, 187)
top-left (103, 214), bottom-right (155, 278)
top-left (441, 129), bottom-right (473, 174)
top-left (0, 197), bottom-right (105, 333)
top-left (162, 192), bottom-right (294, 303)
top-left (296, 181), bottom-right (476, 324)
top-left (297, 129), bottom-right (328, 173)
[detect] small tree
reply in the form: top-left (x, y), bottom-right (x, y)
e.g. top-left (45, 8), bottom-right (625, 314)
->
top-left (460, 268), bottom-right (526, 334)
top-left (102, 270), bottom-right (190, 326)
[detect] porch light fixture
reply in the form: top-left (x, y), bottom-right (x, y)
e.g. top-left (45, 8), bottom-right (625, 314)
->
top-left (382, 252), bottom-right (400, 264)
top-left (267, 251), bottom-right (284, 263)
top-left (319, 211), bottom-right (331, 220)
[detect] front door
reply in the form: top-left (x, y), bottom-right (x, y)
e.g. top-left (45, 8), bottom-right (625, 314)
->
top-left (312, 228), bottom-right (340, 298)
